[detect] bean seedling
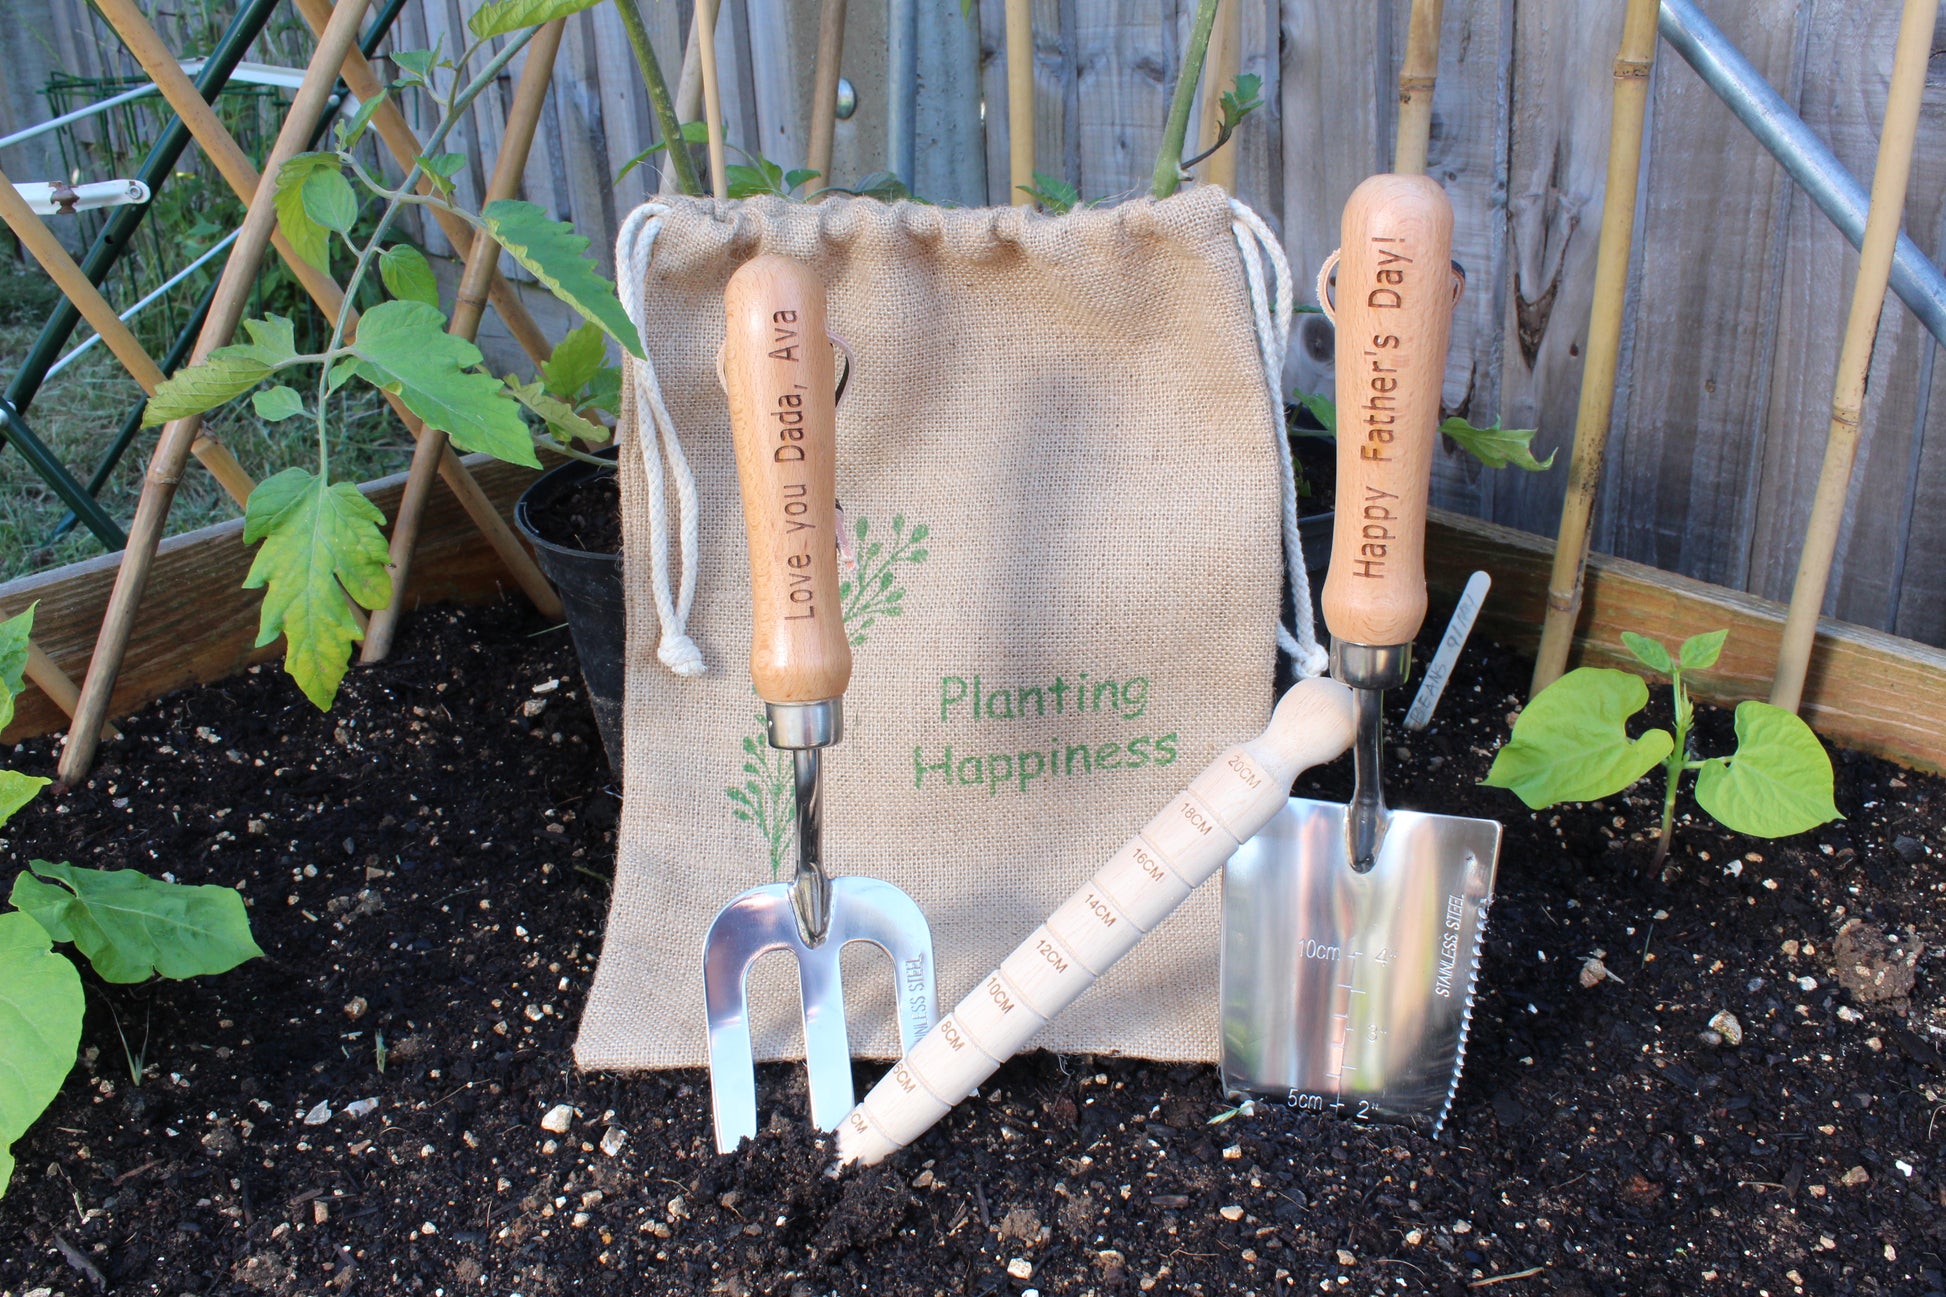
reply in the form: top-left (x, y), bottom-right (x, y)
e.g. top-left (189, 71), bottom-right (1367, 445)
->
top-left (1483, 629), bottom-right (1841, 871)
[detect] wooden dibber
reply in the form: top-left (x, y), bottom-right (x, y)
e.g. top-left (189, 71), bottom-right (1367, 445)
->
top-left (1319, 173), bottom-right (1455, 652)
top-left (721, 255), bottom-right (851, 705)
top-left (835, 677), bottom-right (1357, 1166)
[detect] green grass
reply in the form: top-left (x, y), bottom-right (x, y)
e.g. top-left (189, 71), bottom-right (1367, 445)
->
top-left (0, 260), bottom-right (413, 583)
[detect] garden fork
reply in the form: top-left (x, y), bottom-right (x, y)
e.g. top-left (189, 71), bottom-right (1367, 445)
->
top-left (703, 255), bottom-right (935, 1153)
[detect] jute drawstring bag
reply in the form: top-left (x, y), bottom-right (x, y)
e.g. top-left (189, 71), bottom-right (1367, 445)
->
top-left (576, 186), bottom-right (1326, 1070)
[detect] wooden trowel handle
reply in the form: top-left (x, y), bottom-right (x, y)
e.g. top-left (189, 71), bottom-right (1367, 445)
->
top-left (1319, 173), bottom-right (1457, 650)
top-left (723, 255), bottom-right (852, 705)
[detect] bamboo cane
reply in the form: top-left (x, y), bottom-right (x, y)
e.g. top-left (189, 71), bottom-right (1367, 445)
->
top-left (1528, 0), bottom-right (1659, 696)
top-left (93, 0), bottom-right (562, 620)
top-left (1393, 0), bottom-right (1444, 175)
top-left (806, 0), bottom-right (848, 191)
top-left (661, 13), bottom-right (706, 193)
top-left (1193, 0), bottom-right (1242, 192)
top-left (60, 0), bottom-right (378, 785)
top-left (360, 19), bottom-right (567, 666)
top-left (696, 0), bottom-right (729, 200)
top-left (23, 640), bottom-right (121, 742)
top-left (1770, 0), bottom-right (1936, 713)
top-left (1006, 0), bottom-right (1034, 203)
top-left (0, 164), bottom-right (257, 506)
top-left (291, 0), bottom-right (552, 366)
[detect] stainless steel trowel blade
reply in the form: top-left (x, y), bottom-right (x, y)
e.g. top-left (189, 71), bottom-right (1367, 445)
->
top-left (1220, 797), bottom-right (1500, 1135)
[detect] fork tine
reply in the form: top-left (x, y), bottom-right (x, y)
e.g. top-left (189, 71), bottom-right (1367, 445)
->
top-left (798, 944), bottom-right (857, 1129)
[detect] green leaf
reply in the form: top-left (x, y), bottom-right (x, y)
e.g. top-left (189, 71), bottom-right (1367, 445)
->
top-left (334, 87), bottom-right (388, 151)
top-left (142, 316), bottom-right (299, 426)
top-left (1482, 668), bottom-right (1675, 808)
top-left (241, 468), bottom-right (393, 710)
top-left (725, 159), bottom-right (786, 200)
top-left (327, 356), bottom-right (359, 393)
top-left (541, 321), bottom-right (608, 399)
top-left (479, 201), bottom-right (643, 358)
top-left (1439, 416), bottom-right (1556, 471)
top-left (1620, 631), bottom-right (1672, 675)
top-left (846, 171), bottom-right (918, 203)
top-left (1019, 171), bottom-right (1079, 214)
top-left (379, 244), bottom-right (441, 309)
top-left (1293, 390), bottom-right (1337, 436)
top-left (784, 168), bottom-right (821, 192)
top-left (505, 377), bottom-right (607, 445)
top-left (581, 364), bottom-right (621, 416)
top-left (0, 910), bottom-right (82, 1199)
top-left (615, 121), bottom-right (710, 185)
top-left (415, 152), bottom-right (467, 195)
top-left (0, 771), bottom-right (48, 830)
top-left (0, 602), bottom-right (34, 729)
top-left (251, 385), bottom-right (305, 423)
top-left (1694, 701), bottom-right (1842, 839)
top-left (273, 153), bottom-right (341, 270)
top-left (348, 300), bottom-right (535, 465)
top-left (1219, 73), bottom-right (1264, 130)
top-left (391, 49), bottom-right (440, 86)
top-left (10, 861), bottom-right (263, 984)
top-left (1679, 629), bottom-right (1729, 672)
top-left (468, 0), bottom-right (604, 39)
top-left (301, 166), bottom-right (358, 235)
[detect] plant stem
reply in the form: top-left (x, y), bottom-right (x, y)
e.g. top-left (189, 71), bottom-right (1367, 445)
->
top-left (313, 25), bottom-right (540, 471)
top-left (612, 0), bottom-right (701, 197)
top-left (1652, 665), bottom-right (1693, 872)
top-left (1151, 0), bottom-right (1224, 199)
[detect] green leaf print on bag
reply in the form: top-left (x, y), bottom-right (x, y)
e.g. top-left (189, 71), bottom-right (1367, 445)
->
top-left (840, 514), bottom-right (929, 649)
top-left (726, 513), bottom-right (933, 876)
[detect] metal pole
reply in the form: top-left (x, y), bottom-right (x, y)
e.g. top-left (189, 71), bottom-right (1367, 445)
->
top-left (886, 0), bottom-right (917, 184)
top-left (1659, 0), bottom-right (1946, 347)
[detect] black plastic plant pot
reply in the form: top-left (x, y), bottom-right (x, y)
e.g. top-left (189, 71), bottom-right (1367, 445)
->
top-left (514, 450), bottom-right (625, 772)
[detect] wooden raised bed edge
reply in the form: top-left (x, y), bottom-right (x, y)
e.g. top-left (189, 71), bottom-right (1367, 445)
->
top-left (1425, 508), bottom-right (1946, 777)
top-left (0, 454), bottom-right (540, 745)
top-left (5, 488), bottom-right (1943, 777)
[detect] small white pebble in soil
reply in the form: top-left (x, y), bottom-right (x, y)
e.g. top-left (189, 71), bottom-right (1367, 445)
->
top-left (540, 1104), bottom-right (575, 1133)
top-left (344, 1097), bottom-right (378, 1119)
top-left (601, 1127), bottom-right (627, 1157)
top-left (1219, 1205), bottom-right (1245, 1222)
top-left (1837, 1005), bottom-right (1864, 1023)
top-left (1006, 1258), bottom-right (1033, 1280)
top-left (420, 1221), bottom-right (437, 1236)
top-left (1841, 1166), bottom-right (1870, 1186)
top-left (1798, 976), bottom-right (1818, 992)
top-left (1404, 1229), bottom-right (1424, 1245)
top-left (541, 1139), bottom-right (558, 1155)
top-left (1453, 1220), bottom-right (1473, 1234)
top-left (1222, 1145), bottom-right (1242, 1160)
top-left (302, 1102), bottom-right (332, 1125)
top-left (1897, 1159), bottom-right (1915, 1177)
top-left (1707, 1011), bottom-right (1743, 1046)
top-left (1335, 1250), bottom-right (1356, 1267)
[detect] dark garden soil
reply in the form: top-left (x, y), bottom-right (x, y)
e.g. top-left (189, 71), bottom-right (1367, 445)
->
top-left (2, 598), bottom-right (1943, 1297)
top-left (527, 472), bottom-right (622, 556)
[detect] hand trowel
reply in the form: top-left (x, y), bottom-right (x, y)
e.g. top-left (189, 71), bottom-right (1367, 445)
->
top-left (1220, 174), bottom-right (1502, 1135)
top-left (703, 255), bottom-right (936, 1154)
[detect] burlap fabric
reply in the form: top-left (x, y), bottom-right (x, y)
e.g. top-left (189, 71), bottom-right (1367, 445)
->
top-left (576, 186), bottom-right (1306, 1069)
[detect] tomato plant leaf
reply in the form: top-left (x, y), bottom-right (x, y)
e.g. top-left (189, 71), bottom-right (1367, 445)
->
top-left (0, 602), bottom-right (33, 710)
top-left (1438, 416), bottom-right (1555, 471)
top-left (347, 300), bottom-right (534, 465)
top-left (506, 377), bottom-right (606, 445)
top-left (540, 321), bottom-right (607, 399)
top-left (142, 316), bottom-right (300, 426)
top-left (10, 860), bottom-right (263, 984)
top-left (251, 385), bottom-right (305, 423)
top-left (1679, 628), bottom-right (1728, 672)
top-left (273, 152), bottom-right (342, 270)
top-left (334, 87), bottom-right (387, 151)
top-left (468, 0), bottom-right (605, 39)
top-left (0, 772), bottom-right (48, 830)
top-left (1693, 701), bottom-right (1841, 839)
top-left (1482, 667), bottom-right (1674, 808)
top-left (1619, 631), bottom-right (1672, 675)
top-left (0, 910), bottom-right (82, 1199)
top-left (1292, 390), bottom-right (1337, 436)
top-left (300, 166), bottom-right (358, 235)
top-left (415, 152), bottom-right (467, 195)
top-left (1018, 171), bottom-right (1079, 213)
top-left (615, 121), bottom-right (709, 185)
top-left (478, 201), bottom-right (643, 358)
top-left (242, 468), bottom-right (392, 710)
top-left (378, 244), bottom-right (441, 309)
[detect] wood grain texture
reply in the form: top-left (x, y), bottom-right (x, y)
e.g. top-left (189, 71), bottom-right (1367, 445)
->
top-left (1422, 508), bottom-right (1946, 777)
top-left (1320, 174), bottom-right (1455, 649)
top-left (0, 457), bottom-right (542, 746)
top-left (1596, 0), bottom-right (1804, 590)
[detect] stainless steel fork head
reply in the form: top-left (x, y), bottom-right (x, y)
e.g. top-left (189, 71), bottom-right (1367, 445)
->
top-left (704, 876), bottom-right (936, 1153)
top-left (1220, 796), bottom-right (1500, 1135)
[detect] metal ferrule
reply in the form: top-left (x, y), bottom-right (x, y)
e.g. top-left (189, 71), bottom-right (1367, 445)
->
top-left (765, 699), bottom-right (844, 750)
top-left (1330, 639), bottom-right (1413, 692)
top-left (790, 748), bottom-right (832, 945)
